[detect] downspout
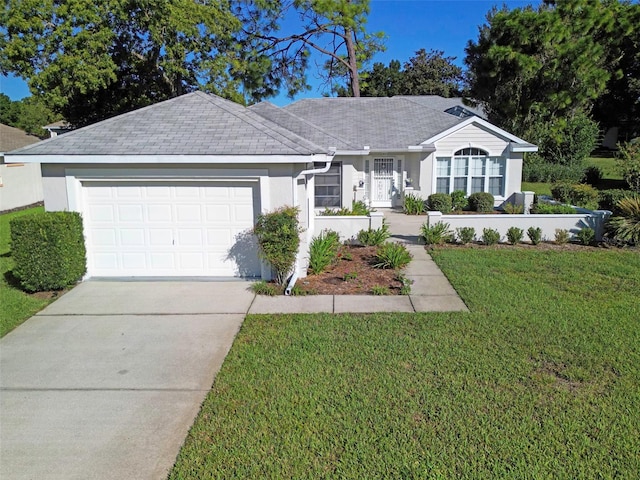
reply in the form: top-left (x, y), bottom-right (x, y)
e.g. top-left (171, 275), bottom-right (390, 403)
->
top-left (285, 151), bottom-right (336, 296)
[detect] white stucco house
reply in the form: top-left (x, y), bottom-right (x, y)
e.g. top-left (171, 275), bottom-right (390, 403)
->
top-left (0, 123), bottom-right (44, 212)
top-left (4, 92), bottom-right (537, 279)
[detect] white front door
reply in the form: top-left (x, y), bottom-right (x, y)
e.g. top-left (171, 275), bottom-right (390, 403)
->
top-left (371, 158), bottom-right (397, 207)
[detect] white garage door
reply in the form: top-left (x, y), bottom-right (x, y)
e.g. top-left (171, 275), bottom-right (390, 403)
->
top-left (82, 181), bottom-right (261, 277)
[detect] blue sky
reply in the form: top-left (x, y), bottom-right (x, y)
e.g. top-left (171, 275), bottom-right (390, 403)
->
top-left (1, 0), bottom-right (539, 104)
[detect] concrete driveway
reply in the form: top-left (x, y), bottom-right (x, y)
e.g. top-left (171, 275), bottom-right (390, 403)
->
top-left (0, 280), bottom-right (255, 480)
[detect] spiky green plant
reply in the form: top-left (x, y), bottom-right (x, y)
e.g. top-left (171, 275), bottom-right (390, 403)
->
top-left (606, 195), bottom-right (640, 245)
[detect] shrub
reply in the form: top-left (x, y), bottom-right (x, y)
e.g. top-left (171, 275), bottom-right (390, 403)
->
top-left (582, 165), bottom-right (603, 186)
top-left (468, 192), bottom-right (495, 212)
top-left (456, 226), bottom-right (476, 244)
top-left (251, 280), bottom-right (279, 296)
top-left (576, 227), bottom-right (595, 246)
top-left (482, 228), bottom-right (501, 246)
top-left (527, 226), bottom-right (542, 245)
top-left (374, 242), bottom-right (412, 269)
top-left (598, 189), bottom-right (632, 214)
top-left (371, 285), bottom-right (390, 295)
top-left (403, 193), bottom-right (425, 215)
top-left (554, 229), bottom-right (571, 244)
top-left (427, 193), bottom-right (452, 214)
top-left (616, 141), bottom-right (640, 193)
top-left (523, 157), bottom-right (585, 183)
top-left (550, 183), bottom-right (599, 210)
top-left (506, 227), bottom-right (523, 245)
top-left (530, 203), bottom-right (576, 214)
top-left (503, 202), bottom-right (524, 214)
top-left (10, 212), bottom-right (86, 292)
top-left (308, 230), bottom-right (340, 275)
top-left (451, 190), bottom-right (468, 211)
top-left (319, 201), bottom-right (372, 216)
top-left (420, 222), bottom-right (452, 245)
top-left (605, 194), bottom-right (640, 245)
top-left (357, 221), bottom-right (390, 246)
top-left (253, 206), bottom-right (301, 285)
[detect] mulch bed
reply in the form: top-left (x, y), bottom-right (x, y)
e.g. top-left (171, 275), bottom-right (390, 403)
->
top-left (297, 245), bottom-right (405, 295)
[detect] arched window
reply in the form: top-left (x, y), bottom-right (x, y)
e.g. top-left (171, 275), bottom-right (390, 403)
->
top-left (436, 148), bottom-right (505, 196)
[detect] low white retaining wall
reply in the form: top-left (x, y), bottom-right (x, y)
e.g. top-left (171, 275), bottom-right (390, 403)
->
top-left (426, 210), bottom-right (612, 242)
top-left (314, 211), bottom-right (385, 242)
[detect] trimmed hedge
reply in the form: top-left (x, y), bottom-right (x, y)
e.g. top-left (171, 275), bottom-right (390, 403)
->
top-left (468, 192), bottom-right (495, 212)
top-left (10, 211), bottom-right (87, 292)
top-left (551, 182), bottom-right (599, 210)
top-left (427, 193), bottom-right (452, 214)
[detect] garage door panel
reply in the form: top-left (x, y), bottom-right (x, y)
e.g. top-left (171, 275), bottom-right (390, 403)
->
top-left (83, 181), bottom-right (260, 277)
top-left (118, 205), bottom-right (144, 222)
top-left (147, 205), bottom-right (172, 222)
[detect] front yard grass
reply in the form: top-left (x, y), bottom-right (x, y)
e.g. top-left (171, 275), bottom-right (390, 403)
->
top-left (0, 207), bottom-right (53, 337)
top-left (170, 248), bottom-right (640, 479)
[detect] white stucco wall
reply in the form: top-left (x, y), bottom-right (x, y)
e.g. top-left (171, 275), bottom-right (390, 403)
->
top-left (0, 162), bottom-right (44, 212)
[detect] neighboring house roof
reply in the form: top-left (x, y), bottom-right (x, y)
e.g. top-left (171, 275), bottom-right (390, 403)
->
top-left (278, 97), bottom-right (467, 150)
top-left (10, 91), bottom-right (324, 156)
top-left (0, 123), bottom-right (41, 154)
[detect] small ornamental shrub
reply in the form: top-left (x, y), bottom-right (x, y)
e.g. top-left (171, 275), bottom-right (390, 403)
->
top-left (598, 189), bottom-right (632, 214)
top-left (605, 194), bottom-right (640, 245)
top-left (456, 226), bottom-right (476, 244)
top-left (583, 165), bottom-right (603, 186)
top-left (427, 193), bottom-right (452, 213)
top-left (319, 201), bottom-right (372, 216)
top-left (351, 201), bottom-right (371, 216)
top-left (551, 183), bottom-right (599, 210)
top-left (468, 192), bottom-right (495, 212)
top-left (481, 228), bottom-right (501, 246)
top-left (253, 206), bottom-right (301, 285)
top-left (554, 229), bottom-right (571, 244)
top-left (506, 227), bottom-right (524, 245)
top-left (527, 226), bottom-right (543, 245)
top-left (576, 227), bottom-right (595, 246)
top-left (616, 141), bottom-right (640, 192)
top-left (251, 280), bottom-right (279, 296)
top-left (10, 211), bottom-right (87, 292)
top-left (374, 242), bottom-right (412, 269)
top-left (451, 190), bottom-right (468, 211)
top-left (357, 221), bottom-right (390, 246)
top-left (308, 230), bottom-right (340, 275)
top-left (503, 202), bottom-right (524, 214)
top-left (403, 193), bottom-right (425, 215)
top-left (420, 222), bottom-right (452, 245)
top-left (530, 203), bottom-right (576, 214)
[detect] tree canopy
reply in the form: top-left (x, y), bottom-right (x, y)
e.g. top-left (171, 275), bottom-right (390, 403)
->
top-left (336, 49), bottom-right (463, 97)
top-left (0, 94), bottom-right (59, 138)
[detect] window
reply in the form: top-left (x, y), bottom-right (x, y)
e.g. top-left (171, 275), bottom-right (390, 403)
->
top-left (315, 162), bottom-right (341, 207)
top-left (436, 149), bottom-right (506, 197)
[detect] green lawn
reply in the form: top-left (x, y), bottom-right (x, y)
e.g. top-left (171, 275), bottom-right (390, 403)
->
top-left (585, 155), bottom-right (622, 181)
top-left (521, 181), bottom-right (552, 196)
top-left (0, 207), bottom-right (54, 337)
top-left (170, 247), bottom-right (640, 479)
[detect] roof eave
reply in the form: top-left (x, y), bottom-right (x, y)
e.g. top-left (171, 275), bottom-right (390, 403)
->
top-left (3, 153), bottom-right (326, 164)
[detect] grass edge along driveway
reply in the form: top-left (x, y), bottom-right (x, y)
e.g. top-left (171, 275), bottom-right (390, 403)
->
top-left (170, 247), bottom-right (640, 479)
top-left (0, 206), bottom-right (54, 337)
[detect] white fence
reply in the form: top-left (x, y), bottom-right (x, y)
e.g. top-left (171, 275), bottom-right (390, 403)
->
top-left (314, 211), bottom-right (385, 242)
top-left (426, 210), bottom-right (612, 242)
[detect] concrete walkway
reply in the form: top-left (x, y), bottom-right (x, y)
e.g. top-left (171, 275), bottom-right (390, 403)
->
top-left (248, 209), bottom-right (468, 314)
top-left (0, 281), bottom-right (255, 480)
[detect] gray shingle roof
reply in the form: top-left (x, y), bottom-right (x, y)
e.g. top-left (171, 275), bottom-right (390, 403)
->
top-left (280, 97), bottom-right (465, 150)
top-left (397, 96), bottom-right (485, 118)
top-left (10, 92), bottom-right (324, 156)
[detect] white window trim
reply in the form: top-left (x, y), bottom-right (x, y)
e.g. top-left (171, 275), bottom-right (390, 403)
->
top-left (431, 148), bottom-right (508, 199)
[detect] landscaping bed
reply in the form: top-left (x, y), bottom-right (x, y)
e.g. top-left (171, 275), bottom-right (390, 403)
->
top-left (298, 245), bottom-right (406, 295)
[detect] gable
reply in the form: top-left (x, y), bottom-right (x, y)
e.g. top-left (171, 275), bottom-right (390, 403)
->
top-left (433, 122), bottom-right (511, 157)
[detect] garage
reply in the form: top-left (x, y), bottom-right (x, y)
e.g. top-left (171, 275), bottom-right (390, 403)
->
top-left (82, 181), bottom-right (261, 278)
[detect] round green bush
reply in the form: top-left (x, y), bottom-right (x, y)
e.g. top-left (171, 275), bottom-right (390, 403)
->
top-left (468, 192), bottom-right (495, 212)
top-left (427, 193), bottom-right (452, 213)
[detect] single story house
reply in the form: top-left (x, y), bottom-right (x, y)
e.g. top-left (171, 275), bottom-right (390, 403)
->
top-left (5, 92), bottom-right (537, 279)
top-left (0, 123), bottom-right (44, 212)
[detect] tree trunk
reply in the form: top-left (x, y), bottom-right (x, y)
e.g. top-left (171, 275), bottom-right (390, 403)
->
top-left (344, 27), bottom-right (360, 97)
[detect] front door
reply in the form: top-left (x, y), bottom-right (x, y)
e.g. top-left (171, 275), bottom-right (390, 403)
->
top-left (371, 158), bottom-right (397, 207)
